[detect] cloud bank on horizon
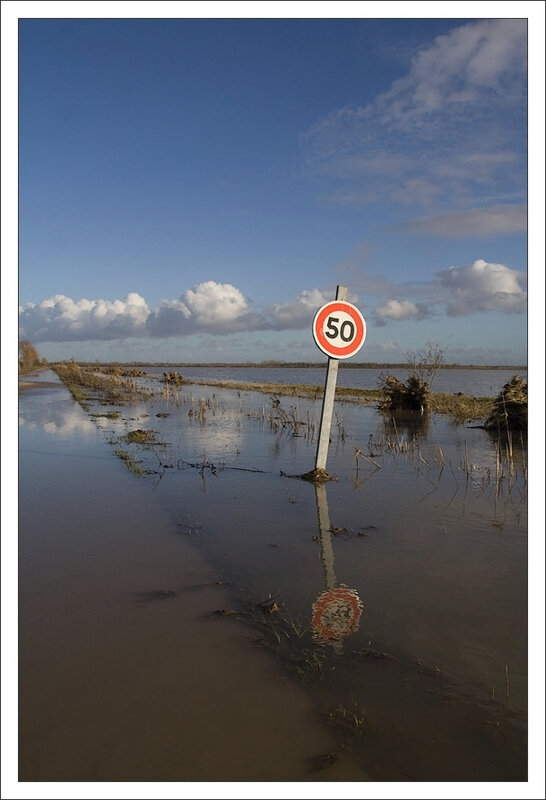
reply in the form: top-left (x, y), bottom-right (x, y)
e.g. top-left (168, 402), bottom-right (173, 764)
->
top-left (20, 259), bottom-right (526, 344)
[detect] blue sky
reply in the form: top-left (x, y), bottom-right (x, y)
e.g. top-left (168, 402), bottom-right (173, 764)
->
top-left (11, 6), bottom-right (543, 364)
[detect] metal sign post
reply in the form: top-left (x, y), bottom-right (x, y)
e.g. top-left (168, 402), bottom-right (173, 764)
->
top-left (311, 285), bottom-right (366, 476)
top-left (314, 286), bottom-right (346, 471)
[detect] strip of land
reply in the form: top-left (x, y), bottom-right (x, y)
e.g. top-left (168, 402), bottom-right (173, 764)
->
top-left (77, 360), bottom-right (527, 371)
top-left (46, 361), bottom-right (494, 422)
top-left (185, 377), bottom-right (493, 420)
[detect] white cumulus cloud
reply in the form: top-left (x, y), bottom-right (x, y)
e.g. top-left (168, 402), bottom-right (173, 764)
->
top-left (182, 281), bottom-right (248, 325)
top-left (373, 299), bottom-right (428, 326)
top-left (19, 292), bottom-right (150, 342)
top-left (19, 282), bottom-right (341, 342)
top-left (436, 258), bottom-right (527, 316)
top-left (268, 288), bottom-right (335, 329)
top-left (146, 281), bottom-right (255, 337)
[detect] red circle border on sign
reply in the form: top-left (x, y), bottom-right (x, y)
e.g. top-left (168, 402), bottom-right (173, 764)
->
top-left (313, 301), bottom-right (366, 359)
top-left (311, 586), bottom-right (363, 641)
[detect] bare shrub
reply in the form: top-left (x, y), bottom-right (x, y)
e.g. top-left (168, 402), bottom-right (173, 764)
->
top-left (379, 342), bottom-right (446, 413)
top-left (404, 341), bottom-right (445, 387)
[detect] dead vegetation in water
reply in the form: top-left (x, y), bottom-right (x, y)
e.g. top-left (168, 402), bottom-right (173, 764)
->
top-left (101, 366), bottom-right (147, 377)
top-left (171, 343), bottom-right (496, 424)
top-left (108, 428), bottom-right (166, 477)
top-left (123, 428), bottom-right (158, 445)
top-left (325, 702), bottom-right (373, 738)
top-left (113, 448), bottom-right (144, 477)
top-left (267, 395), bottom-right (316, 438)
top-left (210, 593), bottom-right (336, 683)
top-left (300, 468), bottom-right (336, 483)
top-left (188, 396), bottom-right (209, 421)
top-left (353, 422), bottom-right (527, 502)
top-left (185, 376), bottom-right (493, 423)
top-left (484, 375), bottom-right (527, 432)
top-left (52, 361), bottom-right (151, 406)
top-left (378, 343), bottom-right (446, 414)
top-left (162, 371), bottom-right (187, 385)
top-left (378, 374), bottom-right (430, 413)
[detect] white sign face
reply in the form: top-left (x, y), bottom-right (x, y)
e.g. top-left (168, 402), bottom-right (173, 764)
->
top-left (312, 300), bottom-right (366, 359)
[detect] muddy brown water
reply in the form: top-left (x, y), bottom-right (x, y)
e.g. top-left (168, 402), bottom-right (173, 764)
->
top-left (18, 371), bottom-right (527, 782)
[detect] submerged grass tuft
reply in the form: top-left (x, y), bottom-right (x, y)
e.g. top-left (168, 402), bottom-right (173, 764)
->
top-left (325, 702), bottom-right (373, 738)
top-left (123, 428), bottom-right (157, 445)
top-left (113, 448), bottom-right (144, 476)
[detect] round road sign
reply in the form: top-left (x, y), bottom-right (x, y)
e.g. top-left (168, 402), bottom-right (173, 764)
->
top-left (311, 586), bottom-right (363, 642)
top-left (312, 301), bottom-right (366, 359)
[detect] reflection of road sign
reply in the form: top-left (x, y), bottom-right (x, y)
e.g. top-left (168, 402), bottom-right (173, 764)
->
top-left (313, 301), bottom-right (366, 360)
top-left (312, 586), bottom-right (363, 642)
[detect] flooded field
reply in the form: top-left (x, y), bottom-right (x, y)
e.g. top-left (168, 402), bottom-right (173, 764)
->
top-left (18, 369), bottom-right (528, 783)
top-left (141, 365), bottom-right (528, 397)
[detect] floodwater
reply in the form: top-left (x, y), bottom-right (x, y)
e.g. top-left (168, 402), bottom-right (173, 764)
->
top-left (142, 365), bottom-right (528, 397)
top-left (18, 369), bottom-right (527, 783)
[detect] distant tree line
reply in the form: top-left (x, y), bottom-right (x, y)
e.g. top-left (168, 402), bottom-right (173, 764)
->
top-left (74, 360), bottom-right (527, 371)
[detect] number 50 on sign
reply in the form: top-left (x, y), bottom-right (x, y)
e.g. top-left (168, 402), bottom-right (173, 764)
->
top-left (312, 300), bottom-right (366, 360)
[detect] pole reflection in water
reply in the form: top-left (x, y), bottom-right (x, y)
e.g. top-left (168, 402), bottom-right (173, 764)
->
top-left (311, 483), bottom-right (363, 653)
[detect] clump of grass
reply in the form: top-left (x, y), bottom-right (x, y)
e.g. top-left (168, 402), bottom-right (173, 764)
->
top-left (90, 410), bottom-right (121, 420)
top-left (123, 428), bottom-right (157, 445)
top-left (162, 371), bottom-right (186, 385)
top-left (485, 375), bottom-right (527, 432)
top-left (113, 448), bottom-right (144, 476)
top-left (300, 467), bottom-right (336, 483)
top-left (291, 648), bottom-right (328, 680)
top-left (325, 702), bottom-right (372, 738)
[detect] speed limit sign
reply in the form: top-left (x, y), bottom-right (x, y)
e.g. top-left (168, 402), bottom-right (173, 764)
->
top-left (313, 300), bottom-right (366, 359)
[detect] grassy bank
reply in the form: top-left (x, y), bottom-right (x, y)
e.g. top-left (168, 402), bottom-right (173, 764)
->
top-left (186, 377), bottom-right (493, 421)
top-left (51, 361), bottom-right (494, 422)
top-left (51, 361), bottom-right (151, 408)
